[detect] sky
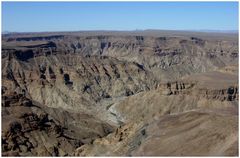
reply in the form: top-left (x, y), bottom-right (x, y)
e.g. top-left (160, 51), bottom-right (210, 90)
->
top-left (2, 2), bottom-right (239, 32)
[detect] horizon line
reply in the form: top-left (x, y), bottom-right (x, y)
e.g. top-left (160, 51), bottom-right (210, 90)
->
top-left (2, 29), bottom-right (239, 34)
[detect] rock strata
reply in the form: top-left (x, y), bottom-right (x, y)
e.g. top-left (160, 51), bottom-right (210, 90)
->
top-left (2, 31), bottom-right (238, 156)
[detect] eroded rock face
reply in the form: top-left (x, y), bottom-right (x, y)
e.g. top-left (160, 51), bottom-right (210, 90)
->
top-left (2, 31), bottom-right (239, 156)
top-left (2, 54), bottom-right (157, 109)
top-left (2, 90), bottom-right (114, 156)
top-left (74, 109), bottom-right (238, 156)
top-left (3, 33), bottom-right (238, 80)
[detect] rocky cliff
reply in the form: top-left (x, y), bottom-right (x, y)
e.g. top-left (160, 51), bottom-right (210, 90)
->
top-left (2, 31), bottom-right (238, 156)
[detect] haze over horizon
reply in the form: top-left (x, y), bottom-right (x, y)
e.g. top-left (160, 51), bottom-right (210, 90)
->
top-left (2, 29), bottom-right (239, 34)
top-left (2, 2), bottom-right (238, 32)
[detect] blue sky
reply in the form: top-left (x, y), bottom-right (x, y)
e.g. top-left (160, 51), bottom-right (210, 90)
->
top-left (2, 2), bottom-right (239, 32)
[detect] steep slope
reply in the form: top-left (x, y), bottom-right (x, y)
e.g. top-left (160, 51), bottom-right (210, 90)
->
top-left (2, 31), bottom-right (238, 156)
top-left (108, 70), bottom-right (238, 123)
top-left (3, 33), bottom-right (238, 81)
top-left (74, 109), bottom-right (238, 156)
top-left (2, 90), bottom-right (114, 156)
top-left (73, 68), bottom-right (238, 156)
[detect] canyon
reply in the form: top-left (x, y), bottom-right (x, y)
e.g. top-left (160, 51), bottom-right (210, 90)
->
top-left (1, 30), bottom-right (238, 156)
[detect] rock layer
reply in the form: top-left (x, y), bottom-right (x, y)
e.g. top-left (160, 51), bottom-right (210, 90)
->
top-left (2, 31), bottom-right (238, 156)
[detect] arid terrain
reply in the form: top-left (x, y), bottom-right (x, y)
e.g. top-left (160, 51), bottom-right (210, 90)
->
top-left (1, 30), bottom-right (238, 156)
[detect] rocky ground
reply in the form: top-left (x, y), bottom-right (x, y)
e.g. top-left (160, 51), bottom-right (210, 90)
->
top-left (1, 30), bottom-right (238, 156)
